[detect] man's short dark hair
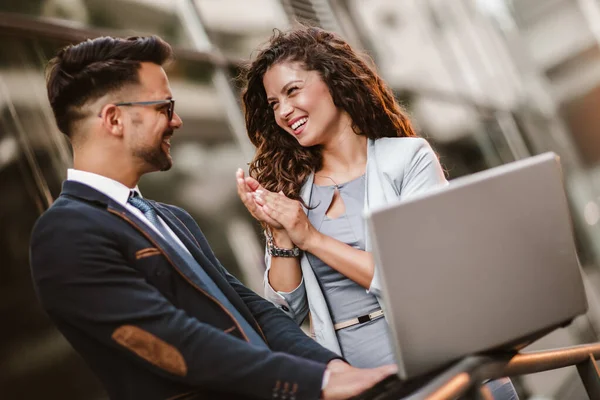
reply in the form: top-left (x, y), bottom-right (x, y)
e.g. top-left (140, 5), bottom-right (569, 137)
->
top-left (46, 35), bottom-right (173, 137)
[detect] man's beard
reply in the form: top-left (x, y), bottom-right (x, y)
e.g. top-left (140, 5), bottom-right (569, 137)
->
top-left (134, 132), bottom-right (173, 172)
top-left (138, 147), bottom-right (172, 171)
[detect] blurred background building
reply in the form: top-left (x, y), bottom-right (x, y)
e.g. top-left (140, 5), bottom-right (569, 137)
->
top-left (1, 0), bottom-right (600, 398)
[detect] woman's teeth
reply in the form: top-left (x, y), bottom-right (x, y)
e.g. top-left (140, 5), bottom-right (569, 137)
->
top-left (291, 117), bottom-right (308, 130)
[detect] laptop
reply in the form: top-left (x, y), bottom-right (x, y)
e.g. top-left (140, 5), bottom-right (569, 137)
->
top-left (365, 152), bottom-right (588, 381)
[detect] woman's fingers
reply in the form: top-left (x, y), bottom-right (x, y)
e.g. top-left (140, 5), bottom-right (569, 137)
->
top-left (238, 169), bottom-right (266, 199)
top-left (248, 194), bottom-right (280, 226)
top-left (235, 168), bottom-right (245, 180)
top-left (236, 169), bottom-right (263, 217)
top-left (256, 190), bottom-right (293, 212)
top-left (237, 169), bottom-right (261, 200)
top-left (236, 170), bottom-right (283, 228)
top-left (244, 175), bottom-right (262, 192)
top-left (254, 190), bottom-right (300, 228)
top-left (245, 193), bottom-right (282, 227)
top-left (258, 191), bottom-right (314, 250)
top-left (236, 169), bottom-right (285, 229)
top-left (252, 191), bottom-right (285, 223)
top-left (236, 169), bottom-right (248, 194)
top-left (261, 203), bottom-right (282, 224)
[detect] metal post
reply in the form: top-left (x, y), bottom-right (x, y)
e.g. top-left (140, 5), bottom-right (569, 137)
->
top-left (576, 354), bottom-right (600, 399)
top-left (178, 0), bottom-right (260, 160)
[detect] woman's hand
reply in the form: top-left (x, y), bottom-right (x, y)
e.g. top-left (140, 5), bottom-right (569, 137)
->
top-left (253, 189), bottom-right (320, 251)
top-left (235, 169), bottom-right (283, 229)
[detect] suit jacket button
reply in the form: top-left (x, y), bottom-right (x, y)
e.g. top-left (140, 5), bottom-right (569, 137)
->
top-left (281, 305), bottom-right (289, 312)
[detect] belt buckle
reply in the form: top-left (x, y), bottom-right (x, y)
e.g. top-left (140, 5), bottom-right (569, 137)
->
top-left (357, 314), bottom-right (371, 324)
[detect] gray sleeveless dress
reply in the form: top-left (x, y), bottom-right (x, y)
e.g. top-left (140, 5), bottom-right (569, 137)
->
top-left (306, 174), bottom-right (396, 368)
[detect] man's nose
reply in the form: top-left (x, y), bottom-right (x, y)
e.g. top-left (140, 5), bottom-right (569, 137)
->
top-left (171, 112), bottom-right (183, 129)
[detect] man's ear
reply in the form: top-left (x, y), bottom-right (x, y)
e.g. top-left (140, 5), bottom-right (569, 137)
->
top-left (99, 104), bottom-right (124, 137)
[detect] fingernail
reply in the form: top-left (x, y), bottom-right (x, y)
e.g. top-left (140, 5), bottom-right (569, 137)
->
top-left (255, 190), bottom-right (263, 196)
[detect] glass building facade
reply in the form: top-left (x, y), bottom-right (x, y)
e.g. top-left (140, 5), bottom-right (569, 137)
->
top-left (2, 0), bottom-right (600, 398)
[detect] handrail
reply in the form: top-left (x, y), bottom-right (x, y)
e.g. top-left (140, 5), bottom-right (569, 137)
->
top-left (503, 342), bottom-right (600, 376)
top-left (406, 343), bottom-right (600, 400)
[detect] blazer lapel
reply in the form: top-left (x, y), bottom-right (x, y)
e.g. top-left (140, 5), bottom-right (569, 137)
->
top-left (300, 172), bottom-right (314, 208)
top-left (152, 205), bottom-right (264, 333)
top-left (106, 202), bottom-right (221, 296)
top-left (364, 138), bottom-right (389, 252)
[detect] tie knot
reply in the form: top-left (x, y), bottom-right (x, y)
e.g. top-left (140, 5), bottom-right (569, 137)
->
top-left (128, 193), bottom-right (153, 214)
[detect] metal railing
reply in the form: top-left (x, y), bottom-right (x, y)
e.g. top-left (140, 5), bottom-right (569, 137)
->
top-left (406, 342), bottom-right (600, 399)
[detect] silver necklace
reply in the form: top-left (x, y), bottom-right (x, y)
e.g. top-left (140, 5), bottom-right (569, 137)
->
top-left (317, 175), bottom-right (340, 189)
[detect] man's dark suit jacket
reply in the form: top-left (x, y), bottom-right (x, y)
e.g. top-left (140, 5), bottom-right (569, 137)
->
top-left (30, 181), bottom-right (340, 400)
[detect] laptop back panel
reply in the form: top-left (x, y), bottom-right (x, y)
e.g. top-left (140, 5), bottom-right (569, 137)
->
top-left (367, 153), bottom-right (587, 379)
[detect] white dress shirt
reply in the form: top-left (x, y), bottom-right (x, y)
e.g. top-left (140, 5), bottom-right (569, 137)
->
top-left (67, 169), bottom-right (190, 253)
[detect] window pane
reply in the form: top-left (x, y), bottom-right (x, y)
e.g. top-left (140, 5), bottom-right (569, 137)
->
top-left (194, 0), bottom-right (289, 59)
top-left (0, 33), bottom-right (106, 399)
top-left (0, 0), bottom-right (196, 50)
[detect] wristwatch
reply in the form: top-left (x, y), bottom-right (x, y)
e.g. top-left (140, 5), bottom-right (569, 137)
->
top-left (266, 230), bottom-right (301, 257)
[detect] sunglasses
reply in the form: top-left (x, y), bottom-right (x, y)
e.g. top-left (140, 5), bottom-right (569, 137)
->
top-left (113, 99), bottom-right (176, 121)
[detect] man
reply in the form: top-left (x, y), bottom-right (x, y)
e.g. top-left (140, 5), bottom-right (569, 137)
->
top-left (29, 36), bottom-right (395, 400)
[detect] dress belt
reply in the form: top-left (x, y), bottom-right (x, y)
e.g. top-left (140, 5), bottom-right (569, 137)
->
top-left (333, 309), bottom-right (385, 331)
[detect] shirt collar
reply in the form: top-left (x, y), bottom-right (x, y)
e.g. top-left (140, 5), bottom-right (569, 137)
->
top-left (67, 169), bottom-right (142, 207)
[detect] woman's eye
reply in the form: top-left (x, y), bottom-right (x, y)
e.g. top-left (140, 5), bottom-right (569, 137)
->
top-left (287, 86), bottom-right (298, 95)
top-left (269, 102), bottom-right (278, 110)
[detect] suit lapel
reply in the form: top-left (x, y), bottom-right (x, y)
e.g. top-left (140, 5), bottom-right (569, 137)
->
top-left (300, 172), bottom-right (314, 210)
top-left (106, 202), bottom-right (221, 296)
top-left (151, 204), bottom-right (264, 334)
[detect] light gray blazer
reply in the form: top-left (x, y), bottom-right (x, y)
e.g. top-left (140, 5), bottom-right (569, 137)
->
top-left (263, 137), bottom-right (448, 355)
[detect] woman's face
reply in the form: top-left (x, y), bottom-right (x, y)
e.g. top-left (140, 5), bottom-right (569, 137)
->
top-left (262, 61), bottom-right (348, 147)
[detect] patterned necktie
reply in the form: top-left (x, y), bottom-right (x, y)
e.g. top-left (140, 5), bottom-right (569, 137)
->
top-left (128, 193), bottom-right (175, 243)
top-left (127, 192), bottom-right (267, 348)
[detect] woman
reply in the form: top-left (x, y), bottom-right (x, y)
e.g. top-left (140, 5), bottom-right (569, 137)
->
top-left (236, 26), bottom-right (517, 398)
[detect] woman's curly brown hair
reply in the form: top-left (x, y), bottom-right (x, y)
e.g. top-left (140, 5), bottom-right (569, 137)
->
top-left (241, 26), bottom-right (416, 200)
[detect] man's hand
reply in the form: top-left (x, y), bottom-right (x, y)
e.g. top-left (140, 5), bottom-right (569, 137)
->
top-left (321, 360), bottom-right (397, 399)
